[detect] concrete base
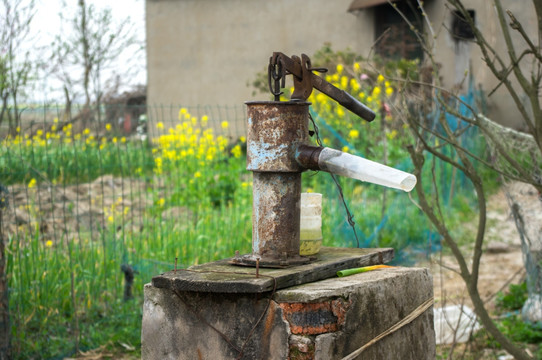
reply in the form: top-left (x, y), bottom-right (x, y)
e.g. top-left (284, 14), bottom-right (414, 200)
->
top-left (142, 267), bottom-right (435, 360)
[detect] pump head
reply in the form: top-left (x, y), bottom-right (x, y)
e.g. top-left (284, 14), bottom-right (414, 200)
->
top-left (231, 52), bottom-right (416, 268)
top-left (268, 52), bottom-right (376, 122)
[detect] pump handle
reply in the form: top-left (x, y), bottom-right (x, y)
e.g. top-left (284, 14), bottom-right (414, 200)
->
top-left (269, 52), bottom-right (376, 122)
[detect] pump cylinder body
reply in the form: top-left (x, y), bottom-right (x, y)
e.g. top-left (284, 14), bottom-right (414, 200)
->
top-left (246, 101), bottom-right (309, 172)
top-left (239, 101), bottom-right (311, 267)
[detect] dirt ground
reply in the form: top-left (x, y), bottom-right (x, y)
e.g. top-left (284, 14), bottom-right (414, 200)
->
top-left (421, 188), bottom-right (526, 311)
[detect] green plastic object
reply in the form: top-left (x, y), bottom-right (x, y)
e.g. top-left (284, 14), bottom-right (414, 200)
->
top-left (337, 264), bottom-right (394, 277)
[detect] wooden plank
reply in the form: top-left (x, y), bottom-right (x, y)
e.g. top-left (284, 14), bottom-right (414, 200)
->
top-left (151, 247), bottom-right (394, 293)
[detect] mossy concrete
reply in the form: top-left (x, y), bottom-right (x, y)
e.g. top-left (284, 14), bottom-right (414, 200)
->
top-left (142, 267), bottom-right (435, 359)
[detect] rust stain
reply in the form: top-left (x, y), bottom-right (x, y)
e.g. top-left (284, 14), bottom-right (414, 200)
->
top-left (261, 300), bottom-right (277, 353)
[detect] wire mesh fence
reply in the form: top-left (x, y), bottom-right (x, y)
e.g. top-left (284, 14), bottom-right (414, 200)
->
top-left (0, 102), bottom-right (483, 358)
top-left (1, 104), bottom-right (252, 358)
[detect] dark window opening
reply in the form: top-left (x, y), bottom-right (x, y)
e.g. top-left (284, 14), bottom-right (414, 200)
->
top-left (452, 10), bottom-right (476, 40)
top-left (374, 0), bottom-right (424, 61)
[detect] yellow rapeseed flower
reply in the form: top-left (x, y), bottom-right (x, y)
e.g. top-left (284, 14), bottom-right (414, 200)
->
top-left (372, 86), bottom-right (381, 97)
top-left (157, 198), bottom-right (165, 207)
top-left (156, 122), bottom-right (164, 129)
top-left (353, 62), bottom-right (361, 72)
top-left (240, 136), bottom-right (246, 143)
top-left (349, 129), bottom-right (360, 139)
top-left (221, 121), bottom-right (229, 129)
top-left (231, 144), bottom-right (242, 158)
top-left (316, 93), bottom-right (326, 104)
top-left (342, 146), bottom-right (350, 153)
top-left (179, 107), bottom-right (188, 120)
top-left (83, 128), bottom-right (90, 135)
top-left (386, 130), bottom-right (398, 140)
top-left (45, 240), bottom-right (53, 247)
top-left (385, 87), bottom-right (394, 96)
top-left (106, 124), bottom-right (112, 131)
top-left (28, 178), bottom-right (37, 189)
top-left (336, 64), bottom-right (344, 74)
top-left (340, 76), bottom-right (348, 89)
top-left (377, 74), bottom-right (385, 83)
top-left (112, 137), bottom-right (118, 144)
top-left (350, 78), bottom-right (360, 91)
top-left (194, 171), bottom-right (202, 178)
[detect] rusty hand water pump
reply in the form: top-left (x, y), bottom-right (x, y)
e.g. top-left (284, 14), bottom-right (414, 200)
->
top-left (231, 52), bottom-right (416, 268)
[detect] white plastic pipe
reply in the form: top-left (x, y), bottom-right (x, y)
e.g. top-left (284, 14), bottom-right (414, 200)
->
top-left (317, 147), bottom-right (417, 192)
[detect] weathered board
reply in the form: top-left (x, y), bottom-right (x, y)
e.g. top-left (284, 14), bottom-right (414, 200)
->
top-left (151, 247), bottom-right (394, 293)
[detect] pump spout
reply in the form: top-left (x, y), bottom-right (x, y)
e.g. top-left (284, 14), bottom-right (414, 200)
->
top-left (296, 145), bottom-right (417, 192)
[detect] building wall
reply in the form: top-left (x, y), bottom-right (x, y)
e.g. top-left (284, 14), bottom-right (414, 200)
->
top-left (146, 0), bottom-right (538, 129)
top-left (146, 0), bottom-right (371, 108)
top-left (425, 0), bottom-right (537, 129)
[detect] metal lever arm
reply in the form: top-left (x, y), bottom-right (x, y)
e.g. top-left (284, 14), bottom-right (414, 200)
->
top-left (270, 52), bottom-right (376, 122)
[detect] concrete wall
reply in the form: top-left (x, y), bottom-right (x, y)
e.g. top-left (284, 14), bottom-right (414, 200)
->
top-left (146, 0), bottom-right (539, 129)
top-left (142, 267), bottom-right (435, 359)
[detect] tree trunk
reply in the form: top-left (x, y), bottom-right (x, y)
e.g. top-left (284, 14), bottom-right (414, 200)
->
top-left (506, 182), bottom-right (542, 323)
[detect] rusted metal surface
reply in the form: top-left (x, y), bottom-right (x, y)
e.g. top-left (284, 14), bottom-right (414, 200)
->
top-left (268, 52), bottom-right (376, 121)
top-left (295, 144), bottom-right (323, 171)
top-left (232, 171), bottom-right (310, 268)
top-left (235, 101), bottom-right (313, 267)
top-left (290, 54), bottom-right (313, 101)
top-left (252, 172), bottom-right (301, 257)
top-left (246, 101), bottom-right (309, 172)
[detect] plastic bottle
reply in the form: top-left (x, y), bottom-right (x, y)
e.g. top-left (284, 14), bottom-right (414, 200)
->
top-left (300, 192), bottom-right (323, 256)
